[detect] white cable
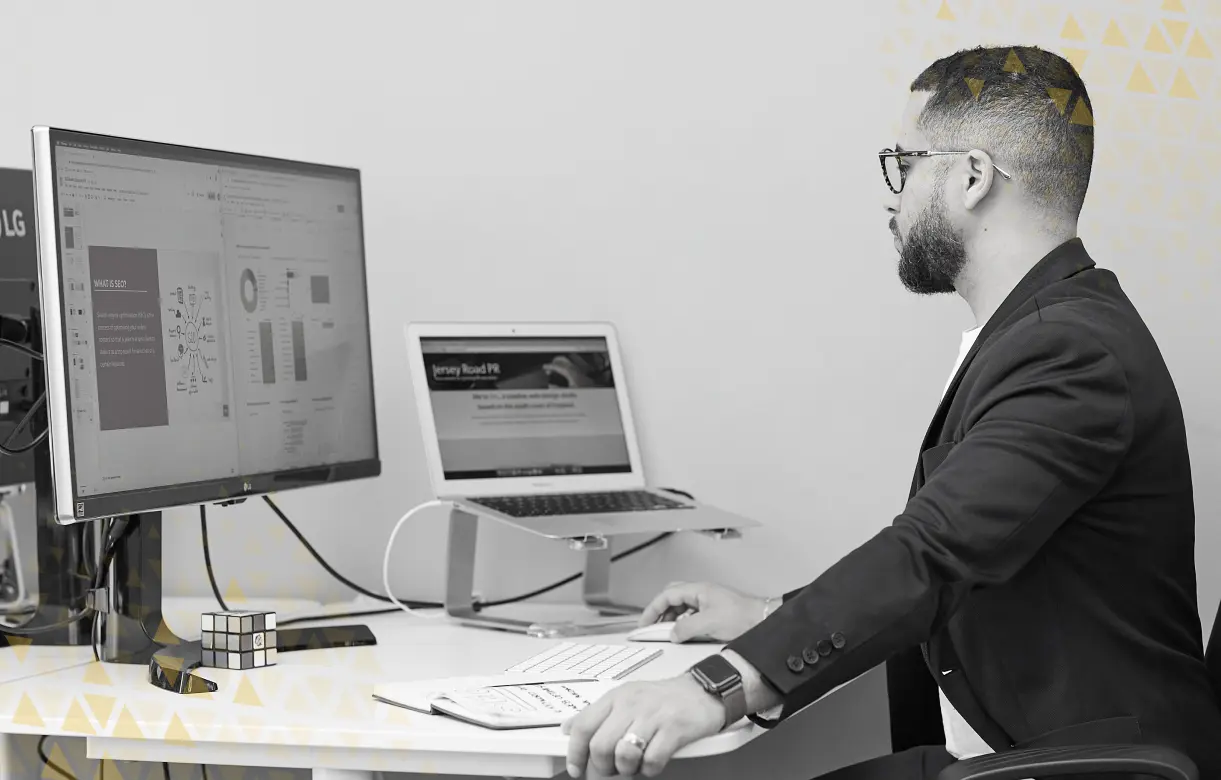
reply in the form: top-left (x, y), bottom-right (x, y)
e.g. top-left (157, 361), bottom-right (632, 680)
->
top-left (383, 500), bottom-right (452, 619)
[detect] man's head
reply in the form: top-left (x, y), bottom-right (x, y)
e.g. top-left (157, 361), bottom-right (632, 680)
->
top-left (885, 45), bottom-right (1095, 295)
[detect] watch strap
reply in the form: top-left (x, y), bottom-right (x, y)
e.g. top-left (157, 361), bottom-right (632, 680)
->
top-left (690, 655), bottom-right (749, 729)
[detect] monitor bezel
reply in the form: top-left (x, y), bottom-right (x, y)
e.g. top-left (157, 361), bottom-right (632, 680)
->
top-left (31, 126), bottom-right (381, 525)
top-left (404, 321), bottom-right (647, 498)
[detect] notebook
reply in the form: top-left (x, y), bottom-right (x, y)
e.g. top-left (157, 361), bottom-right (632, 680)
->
top-left (430, 680), bottom-right (619, 730)
top-left (372, 674), bottom-right (620, 729)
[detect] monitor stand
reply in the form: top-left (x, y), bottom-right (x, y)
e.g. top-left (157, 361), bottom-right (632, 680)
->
top-left (443, 505), bottom-right (741, 636)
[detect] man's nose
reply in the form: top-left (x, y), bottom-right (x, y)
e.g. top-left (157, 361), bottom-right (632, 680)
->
top-left (883, 192), bottom-right (900, 216)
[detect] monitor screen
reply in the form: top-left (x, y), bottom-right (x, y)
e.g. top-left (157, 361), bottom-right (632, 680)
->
top-left (419, 336), bottom-right (631, 480)
top-left (34, 128), bottom-right (379, 522)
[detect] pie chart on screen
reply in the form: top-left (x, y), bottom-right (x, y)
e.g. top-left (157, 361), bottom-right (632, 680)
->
top-left (240, 269), bottom-right (258, 313)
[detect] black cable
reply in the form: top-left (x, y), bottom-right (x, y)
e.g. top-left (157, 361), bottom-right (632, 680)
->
top-left (473, 531), bottom-right (673, 609)
top-left (278, 607), bottom-right (401, 627)
top-left (0, 392), bottom-right (48, 456)
top-left (163, 760), bottom-right (171, 779)
top-left (260, 495), bottom-right (438, 609)
top-left (201, 765), bottom-right (209, 780)
top-left (37, 735), bottom-right (74, 780)
top-left (0, 337), bottom-right (42, 361)
top-left (200, 506), bottom-right (229, 612)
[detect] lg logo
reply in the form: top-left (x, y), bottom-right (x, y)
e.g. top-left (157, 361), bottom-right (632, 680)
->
top-left (0, 209), bottom-right (25, 238)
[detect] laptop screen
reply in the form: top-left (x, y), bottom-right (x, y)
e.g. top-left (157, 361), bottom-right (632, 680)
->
top-left (419, 336), bottom-right (633, 481)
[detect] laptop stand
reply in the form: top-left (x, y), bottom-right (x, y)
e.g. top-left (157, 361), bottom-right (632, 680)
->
top-left (443, 504), bottom-right (741, 635)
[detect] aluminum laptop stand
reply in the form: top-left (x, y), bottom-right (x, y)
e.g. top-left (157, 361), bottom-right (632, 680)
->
top-left (443, 504), bottom-right (743, 636)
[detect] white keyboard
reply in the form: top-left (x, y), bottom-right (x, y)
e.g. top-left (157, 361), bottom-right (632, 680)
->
top-left (506, 642), bottom-right (663, 680)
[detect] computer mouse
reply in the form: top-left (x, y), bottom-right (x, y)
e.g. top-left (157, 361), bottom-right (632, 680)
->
top-left (626, 621), bottom-right (677, 642)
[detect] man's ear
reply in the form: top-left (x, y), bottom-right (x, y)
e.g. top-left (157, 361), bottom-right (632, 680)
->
top-left (961, 150), bottom-right (996, 210)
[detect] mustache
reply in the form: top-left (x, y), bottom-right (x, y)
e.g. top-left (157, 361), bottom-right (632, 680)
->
top-left (889, 217), bottom-right (899, 235)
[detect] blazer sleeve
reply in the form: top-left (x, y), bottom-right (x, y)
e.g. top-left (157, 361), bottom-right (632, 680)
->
top-left (725, 320), bottom-right (1135, 719)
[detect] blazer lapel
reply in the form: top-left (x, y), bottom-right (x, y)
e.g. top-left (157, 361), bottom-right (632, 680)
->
top-left (913, 237), bottom-right (1096, 457)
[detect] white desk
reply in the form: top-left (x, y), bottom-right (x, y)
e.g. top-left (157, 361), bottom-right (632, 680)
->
top-left (0, 598), bottom-right (763, 779)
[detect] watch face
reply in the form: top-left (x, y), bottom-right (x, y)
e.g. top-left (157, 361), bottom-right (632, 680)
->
top-left (694, 655), bottom-right (739, 691)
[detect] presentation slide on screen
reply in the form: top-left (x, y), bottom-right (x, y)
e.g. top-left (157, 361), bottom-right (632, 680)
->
top-left (421, 338), bottom-right (632, 480)
top-left (54, 142), bottom-right (375, 498)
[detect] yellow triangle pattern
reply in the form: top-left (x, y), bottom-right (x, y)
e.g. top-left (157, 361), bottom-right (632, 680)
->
top-left (62, 697), bottom-right (97, 735)
top-left (1003, 49), bottom-right (1026, 73)
top-left (152, 619), bottom-right (180, 644)
top-left (112, 705), bottom-right (145, 739)
top-left (965, 77), bottom-right (985, 98)
top-left (937, 0), bottom-right (955, 20)
top-left (1163, 19), bottom-right (1190, 47)
top-left (225, 577), bottom-right (247, 603)
top-left (234, 675), bottom-right (263, 707)
top-left (1187, 31), bottom-right (1213, 58)
top-left (93, 757), bottom-right (124, 780)
top-left (1170, 68), bottom-right (1198, 98)
top-left (1062, 14), bottom-right (1086, 40)
top-left (1128, 63), bottom-right (1158, 93)
top-left (14, 692), bottom-right (45, 727)
top-left (83, 662), bottom-right (113, 686)
top-left (1104, 20), bottom-right (1130, 47)
top-left (7, 634), bottom-right (32, 663)
top-left (1062, 48), bottom-right (1089, 74)
top-left (1162, 0), bottom-right (1185, 10)
top-left (1146, 25), bottom-right (1174, 53)
top-left (1047, 87), bottom-right (1073, 114)
top-left (85, 694), bottom-right (117, 726)
top-left (43, 742), bottom-right (75, 780)
top-left (164, 713), bottom-right (193, 745)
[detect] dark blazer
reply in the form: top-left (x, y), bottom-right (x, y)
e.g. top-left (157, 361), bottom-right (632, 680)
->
top-left (727, 237), bottom-right (1221, 776)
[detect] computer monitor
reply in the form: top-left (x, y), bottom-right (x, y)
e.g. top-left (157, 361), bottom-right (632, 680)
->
top-left (30, 127), bottom-right (380, 526)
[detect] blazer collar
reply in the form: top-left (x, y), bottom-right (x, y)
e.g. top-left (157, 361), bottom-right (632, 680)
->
top-left (919, 237), bottom-right (1096, 450)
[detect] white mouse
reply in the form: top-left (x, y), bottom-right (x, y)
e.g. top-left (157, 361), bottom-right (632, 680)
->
top-left (626, 621), bottom-right (677, 642)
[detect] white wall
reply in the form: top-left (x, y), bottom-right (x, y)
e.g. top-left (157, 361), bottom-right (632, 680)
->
top-left (2, 1), bottom-right (1219, 777)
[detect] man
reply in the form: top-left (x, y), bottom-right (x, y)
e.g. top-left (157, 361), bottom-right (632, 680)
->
top-left (562, 45), bottom-right (1221, 779)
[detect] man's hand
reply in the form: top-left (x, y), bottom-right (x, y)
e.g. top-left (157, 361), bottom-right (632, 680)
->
top-left (639, 581), bottom-right (767, 643)
top-left (561, 675), bottom-right (724, 777)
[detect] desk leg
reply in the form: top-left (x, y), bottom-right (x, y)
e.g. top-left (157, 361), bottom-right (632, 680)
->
top-left (311, 770), bottom-right (373, 779)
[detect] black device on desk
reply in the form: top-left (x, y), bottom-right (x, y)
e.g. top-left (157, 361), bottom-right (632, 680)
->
top-left (277, 624), bottom-right (378, 652)
top-left (27, 127), bottom-right (383, 692)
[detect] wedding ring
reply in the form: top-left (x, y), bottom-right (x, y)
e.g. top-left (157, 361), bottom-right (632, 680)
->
top-left (620, 732), bottom-right (648, 752)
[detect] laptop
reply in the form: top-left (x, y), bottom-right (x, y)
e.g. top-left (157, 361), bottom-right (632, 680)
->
top-left (404, 322), bottom-right (758, 538)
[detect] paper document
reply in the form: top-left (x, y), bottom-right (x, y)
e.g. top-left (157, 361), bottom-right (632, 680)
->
top-left (431, 680), bottom-right (618, 730)
top-left (372, 672), bottom-right (598, 714)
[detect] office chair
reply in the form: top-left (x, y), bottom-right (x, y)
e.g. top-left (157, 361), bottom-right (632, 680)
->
top-left (938, 598), bottom-right (1219, 780)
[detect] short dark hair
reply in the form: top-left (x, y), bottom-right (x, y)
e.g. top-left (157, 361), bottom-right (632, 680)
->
top-left (909, 45), bottom-right (1094, 218)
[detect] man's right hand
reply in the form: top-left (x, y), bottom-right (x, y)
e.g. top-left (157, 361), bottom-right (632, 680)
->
top-left (638, 582), bottom-right (769, 643)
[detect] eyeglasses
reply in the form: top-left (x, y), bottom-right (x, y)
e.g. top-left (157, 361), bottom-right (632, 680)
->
top-left (878, 148), bottom-right (1012, 194)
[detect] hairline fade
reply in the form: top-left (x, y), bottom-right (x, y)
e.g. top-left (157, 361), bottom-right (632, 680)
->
top-left (908, 45), bottom-right (1094, 218)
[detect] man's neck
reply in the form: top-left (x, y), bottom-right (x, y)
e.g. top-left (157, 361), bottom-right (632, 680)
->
top-left (956, 224), bottom-right (1076, 329)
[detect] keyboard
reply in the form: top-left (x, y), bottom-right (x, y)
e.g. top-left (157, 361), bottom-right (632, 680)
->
top-left (470, 490), bottom-right (691, 518)
top-left (506, 642), bottom-right (663, 680)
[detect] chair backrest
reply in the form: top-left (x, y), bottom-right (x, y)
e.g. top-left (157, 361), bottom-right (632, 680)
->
top-left (1207, 598), bottom-right (1221, 703)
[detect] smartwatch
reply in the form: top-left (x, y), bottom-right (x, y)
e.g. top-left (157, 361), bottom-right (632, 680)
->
top-left (688, 654), bottom-right (748, 728)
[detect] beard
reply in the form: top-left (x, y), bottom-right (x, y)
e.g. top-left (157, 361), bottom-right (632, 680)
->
top-left (893, 192), bottom-right (967, 295)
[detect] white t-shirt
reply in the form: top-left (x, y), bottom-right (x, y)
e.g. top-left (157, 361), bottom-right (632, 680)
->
top-left (936, 326), bottom-right (994, 760)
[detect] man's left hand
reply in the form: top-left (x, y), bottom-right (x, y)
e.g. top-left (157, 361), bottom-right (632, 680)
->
top-left (562, 675), bottom-right (725, 777)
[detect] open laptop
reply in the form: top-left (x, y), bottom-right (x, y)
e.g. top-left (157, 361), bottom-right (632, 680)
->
top-left (404, 322), bottom-right (758, 538)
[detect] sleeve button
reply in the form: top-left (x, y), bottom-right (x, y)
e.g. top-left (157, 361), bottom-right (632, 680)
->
top-left (786, 655), bottom-right (805, 673)
top-left (816, 639), bottom-right (833, 657)
top-left (831, 632), bottom-right (846, 649)
top-left (802, 647), bottom-right (820, 664)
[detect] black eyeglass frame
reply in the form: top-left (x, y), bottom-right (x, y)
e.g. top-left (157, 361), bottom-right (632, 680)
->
top-left (878, 148), bottom-right (1013, 194)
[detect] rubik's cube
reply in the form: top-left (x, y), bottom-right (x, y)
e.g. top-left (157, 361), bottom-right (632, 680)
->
top-left (200, 610), bottom-right (278, 670)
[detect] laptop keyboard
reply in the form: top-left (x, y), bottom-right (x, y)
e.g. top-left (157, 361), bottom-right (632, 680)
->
top-left (469, 490), bottom-right (691, 518)
top-left (506, 642), bottom-right (663, 680)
